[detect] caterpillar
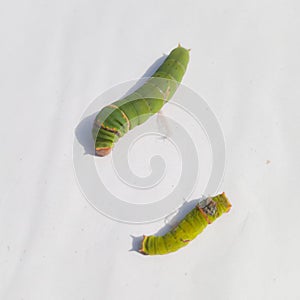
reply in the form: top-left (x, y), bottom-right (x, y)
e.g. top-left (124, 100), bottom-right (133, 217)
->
top-left (139, 193), bottom-right (232, 255)
top-left (93, 45), bottom-right (190, 156)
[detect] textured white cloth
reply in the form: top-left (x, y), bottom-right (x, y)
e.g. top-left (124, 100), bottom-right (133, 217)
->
top-left (0, 1), bottom-right (299, 299)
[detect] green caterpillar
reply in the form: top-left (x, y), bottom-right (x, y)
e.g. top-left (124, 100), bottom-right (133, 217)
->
top-left (93, 45), bottom-right (190, 156)
top-left (139, 193), bottom-right (231, 255)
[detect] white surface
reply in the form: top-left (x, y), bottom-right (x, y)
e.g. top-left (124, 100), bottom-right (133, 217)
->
top-left (1, 0), bottom-right (300, 299)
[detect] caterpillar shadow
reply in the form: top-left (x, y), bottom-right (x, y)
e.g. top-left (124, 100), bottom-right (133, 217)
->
top-left (75, 54), bottom-right (167, 156)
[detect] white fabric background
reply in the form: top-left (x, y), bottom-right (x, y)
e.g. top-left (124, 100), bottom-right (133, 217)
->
top-left (1, 0), bottom-right (299, 299)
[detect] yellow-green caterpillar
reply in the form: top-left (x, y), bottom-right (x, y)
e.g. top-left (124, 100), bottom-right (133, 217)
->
top-left (93, 45), bottom-right (190, 156)
top-left (139, 193), bottom-right (231, 255)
